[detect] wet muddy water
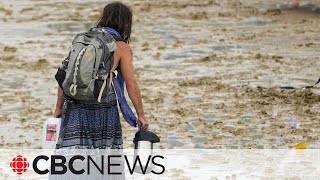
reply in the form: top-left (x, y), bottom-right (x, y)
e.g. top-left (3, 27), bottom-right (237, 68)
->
top-left (0, 0), bottom-right (320, 149)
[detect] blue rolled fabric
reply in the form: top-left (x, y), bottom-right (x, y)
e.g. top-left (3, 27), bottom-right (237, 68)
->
top-left (113, 71), bottom-right (138, 127)
top-left (97, 27), bottom-right (138, 127)
top-left (101, 27), bottom-right (121, 38)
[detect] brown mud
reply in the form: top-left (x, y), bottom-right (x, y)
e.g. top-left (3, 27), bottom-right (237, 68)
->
top-left (0, 0), bottom-right (319, 149)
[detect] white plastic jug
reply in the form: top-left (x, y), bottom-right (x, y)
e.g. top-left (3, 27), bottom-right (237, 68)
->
top-left (41, 118), bottom-right (62, 149)
top-left (133, 127), bottom-right (160, 174)
top-left (133, 141), bottom-right (153, 174)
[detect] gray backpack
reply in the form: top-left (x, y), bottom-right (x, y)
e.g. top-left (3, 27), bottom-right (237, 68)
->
top-left (62, 30), bottom-right (116, 102)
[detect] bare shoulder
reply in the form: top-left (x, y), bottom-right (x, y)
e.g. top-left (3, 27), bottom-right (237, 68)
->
top-left (116, 41), bottom-right (131, 55)
top-left (115, 41), bottom-right (133, 66)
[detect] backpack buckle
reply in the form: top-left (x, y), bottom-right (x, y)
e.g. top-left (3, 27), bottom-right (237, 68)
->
top-left (70, 84), bottom-right (77, 96)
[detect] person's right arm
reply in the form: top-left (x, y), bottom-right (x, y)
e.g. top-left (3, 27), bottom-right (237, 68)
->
top-left (54, 86), bottom-right (64, 118)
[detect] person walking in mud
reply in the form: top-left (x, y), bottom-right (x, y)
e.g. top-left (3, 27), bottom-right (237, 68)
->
top-left (53, 2), bottom-right (149, 150)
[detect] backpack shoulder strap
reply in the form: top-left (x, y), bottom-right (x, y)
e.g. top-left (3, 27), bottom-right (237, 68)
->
top-left (113, 36), bottom-right (125, 42)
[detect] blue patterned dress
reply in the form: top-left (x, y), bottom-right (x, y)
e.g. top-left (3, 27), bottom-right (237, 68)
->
top-left (50, 81), bottom-right (125, 179)
top-left (57, 78), bottom-right (123, 149)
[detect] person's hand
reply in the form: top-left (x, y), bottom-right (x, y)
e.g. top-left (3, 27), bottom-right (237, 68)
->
top-left (53, 108), bottom-right (62, 118)
top-left (138, 116), bottom-right (149, 130)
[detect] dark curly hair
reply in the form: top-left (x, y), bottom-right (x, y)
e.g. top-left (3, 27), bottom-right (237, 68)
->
top-left (96, 2), bottom-right (132, 43)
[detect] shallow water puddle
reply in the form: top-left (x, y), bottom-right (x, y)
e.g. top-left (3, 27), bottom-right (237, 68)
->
top-left (0, 79), bottom-right (21, 89)
top-left (47, 22), bottom-right (93, 33)
top-left (192, 137), bottom-right (208, 143)
top-left (241, 115), bottom-right (254, 121)
top-left (203, 114), bottom-right (215, 123)
top-left (152, 28), bottom-right (178, 40)
top-left (167, 131), bottom-right (184, 148)
top-left (0, 23), bottom-right (49, 37)
top-left (164, 44), bottom-right (244, 59)
top-left (178, 124), bottom-right (195, 131)
top-left (0, 103), bottom-right (26, 112)
top-left (241, 17), bottom-right (273, 25)
top-left (283, 117), bottom-right (300, 129)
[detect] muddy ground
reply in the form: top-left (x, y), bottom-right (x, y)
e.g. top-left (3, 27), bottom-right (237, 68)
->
top-left (0, 0), bottom-right (320, 149)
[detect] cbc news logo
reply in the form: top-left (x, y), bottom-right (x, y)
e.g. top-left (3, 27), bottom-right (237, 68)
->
top-left (10, 155), bottom-right (29, 175)
top-left (8, 153), bottom-right (165, 176)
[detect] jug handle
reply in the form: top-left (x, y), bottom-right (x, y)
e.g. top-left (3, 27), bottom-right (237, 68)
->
top-left (138, 123), bottom-right (145, 132)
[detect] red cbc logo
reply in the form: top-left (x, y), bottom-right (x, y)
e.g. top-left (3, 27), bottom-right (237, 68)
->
top-left (10, 155), bottom-right (29, 175)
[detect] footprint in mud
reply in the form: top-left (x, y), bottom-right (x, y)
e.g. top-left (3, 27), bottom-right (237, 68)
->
top-left (3, 46), bottom-right (17, 52)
